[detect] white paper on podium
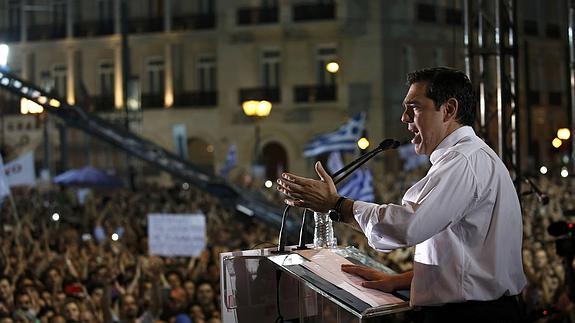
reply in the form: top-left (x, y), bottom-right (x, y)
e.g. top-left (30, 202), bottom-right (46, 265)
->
top-left (295, 249), bottom-right (404, 308)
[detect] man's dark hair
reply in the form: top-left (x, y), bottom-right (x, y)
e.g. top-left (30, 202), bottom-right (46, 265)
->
top-left (407, 67), bottom-right (476, 126)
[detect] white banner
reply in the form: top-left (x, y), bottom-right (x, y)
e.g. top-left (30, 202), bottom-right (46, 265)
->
top-left (0, 153), bottom-right (10, 199)
top-left (148, 213), bottom-right (206, 257)
top-left (4, 151), bottom-right (36, 187)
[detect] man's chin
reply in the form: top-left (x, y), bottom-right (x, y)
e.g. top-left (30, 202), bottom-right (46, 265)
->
top-left (414, 145), bottom-right (423, 155)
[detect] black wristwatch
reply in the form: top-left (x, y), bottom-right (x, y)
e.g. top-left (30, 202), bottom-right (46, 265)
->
top-left (329, 196), bottom-right (347, 222)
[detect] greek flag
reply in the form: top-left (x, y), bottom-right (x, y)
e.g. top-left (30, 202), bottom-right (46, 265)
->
top-left (303, 112), bottom-right (366, 157)
top-left (338, 168), bottom-right (375, 202)
top-left (219, 144), bottom-right (237, 177)
top-left (398, 143), bottom-right (429, 171)
top-left (326, 151), bottom-right (344, 175)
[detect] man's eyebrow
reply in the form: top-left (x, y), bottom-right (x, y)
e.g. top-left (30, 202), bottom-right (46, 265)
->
top-left (403, 100), bottom-right (419, 107)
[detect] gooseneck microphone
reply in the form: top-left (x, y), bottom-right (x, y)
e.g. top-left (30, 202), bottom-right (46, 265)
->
top-left (276, 139), bottom-right (401, 253)
top-left (332, 139), bottom-right (400, 185)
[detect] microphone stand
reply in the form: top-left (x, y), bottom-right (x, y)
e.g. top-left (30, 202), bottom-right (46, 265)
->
top-left (521, 176), bottom-right (549, 205)
top-left (275, 139), bottom-right (400, 253)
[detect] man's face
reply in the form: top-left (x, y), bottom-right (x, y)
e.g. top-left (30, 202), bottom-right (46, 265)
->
top-left (0, 279), bottom-right (11, 300)
top-left (402, 82), bottom-right (450, 156)
top-left (16, 294), bottom-right (31, 311)
top-left (122, 295), bottom-right (139, 318)
top-left (64, 302), bottom-right (80, 322)
top-left (196, 283), bottom-right (214, 306)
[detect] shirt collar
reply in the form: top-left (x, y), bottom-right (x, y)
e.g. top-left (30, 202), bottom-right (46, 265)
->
top-left (429, 126), bottom-right (476, 165)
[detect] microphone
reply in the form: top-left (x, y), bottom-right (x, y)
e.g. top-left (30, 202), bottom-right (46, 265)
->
top-left (332, 139), bottom-right (400, 185)
top-left (522, 177), bottom-right (549, 205)
top-left (547, 221), bottom-right (575, 237)
top-left (276, 139), bottom-right (401, 253)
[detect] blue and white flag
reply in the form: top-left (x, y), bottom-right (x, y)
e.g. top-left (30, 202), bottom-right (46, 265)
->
top-left (303, 112), bottom-right (366, 157)
top-left (326, 151), bottom-right (344, 175)
top-left (219, 144), bottom-right (237, 177)
top-left (398, 143), bottom-right (429, 171)
top-left (338, 168), bottom-right (375, 202)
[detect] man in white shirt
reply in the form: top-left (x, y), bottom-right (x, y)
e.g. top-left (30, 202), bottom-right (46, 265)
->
top-left (276, 67), bottom-right (526, 322)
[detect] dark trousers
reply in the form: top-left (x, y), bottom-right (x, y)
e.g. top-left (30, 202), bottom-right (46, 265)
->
top-left (414, 295), bottom-right (524, 323)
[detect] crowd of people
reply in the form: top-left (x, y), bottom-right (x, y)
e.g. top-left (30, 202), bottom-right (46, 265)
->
top-left (0, 163), bottom-right (573, 322)
top-left (0, 184), bottom-right (278, 323)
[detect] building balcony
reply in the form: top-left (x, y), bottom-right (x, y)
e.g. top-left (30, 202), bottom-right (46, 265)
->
top-left (294, 85), bottom-right (336, 103)
top-left (74, 20), bottom-right (114, 37)
top-left (141, 93), bottom-right (164, 108)
top-left (27, 24), bottom-right (66, 41)
top-left (292, 3), bottom-right (335, 21)
top-left (174, 91), bottom-right (218, 107)
top-left (128, 17), bottom-right (164, 34)
top-left (237, 6), bottom-right (279, 25)
top-left (173, 13), bottom-right (216, 30)
top-left (0, 27), bottom-right (21, 42)
top-left (238, 87), bottom-right (280, 104)
top-left (91, 95), bottom-right (116, 113)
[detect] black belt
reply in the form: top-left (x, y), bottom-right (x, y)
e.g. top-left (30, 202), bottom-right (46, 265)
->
top-left (416, 295), bottom-right (523, 323)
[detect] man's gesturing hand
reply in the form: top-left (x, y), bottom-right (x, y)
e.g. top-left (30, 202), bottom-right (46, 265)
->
top-left (276, 161), bottom-right (339, 213)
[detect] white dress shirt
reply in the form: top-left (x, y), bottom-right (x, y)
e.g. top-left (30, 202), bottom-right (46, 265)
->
top-left (352, 126), bottom-right (526, 306)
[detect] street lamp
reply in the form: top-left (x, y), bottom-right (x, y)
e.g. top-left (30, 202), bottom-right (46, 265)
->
top-left (326, 61), bottom-right (339, 73)
top-left (557, 128), bottom-right (571, 140)
top-left (21, 97), bottom-right (51, 179)
top-left (242, 100), bottom-right (272, 172)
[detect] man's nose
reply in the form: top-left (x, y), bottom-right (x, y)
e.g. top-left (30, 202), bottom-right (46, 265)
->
top-left (401, 108), bottom-right (412, 123)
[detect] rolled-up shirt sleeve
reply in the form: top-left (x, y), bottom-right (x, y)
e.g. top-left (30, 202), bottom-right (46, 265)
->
top-left (352, 151), bottom-right (479, 251)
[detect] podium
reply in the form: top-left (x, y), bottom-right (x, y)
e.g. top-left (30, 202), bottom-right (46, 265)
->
top-left (220, 246), bottom-right (411, 322)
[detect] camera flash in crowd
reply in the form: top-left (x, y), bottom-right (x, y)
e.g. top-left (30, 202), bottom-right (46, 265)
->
top-left (182, 182), bottom-right (190, 190)
top-left (539, 166), bottom-right (548, 175)
top-left (51, 213), bottom-right (60, 222)
top-left (111, 233), bottom-right (119, 241)
top-left (265, 180), bottom-right (273, 188)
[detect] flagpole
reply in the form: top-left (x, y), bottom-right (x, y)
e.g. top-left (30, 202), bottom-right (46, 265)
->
top-left (7, 193), bottom-right (19, 221)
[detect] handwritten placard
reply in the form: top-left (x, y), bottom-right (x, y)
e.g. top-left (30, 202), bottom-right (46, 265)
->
top-left (148, 213), bottom-right (206, 257)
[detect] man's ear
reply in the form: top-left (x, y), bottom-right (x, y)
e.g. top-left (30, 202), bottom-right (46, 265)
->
top-left (443, 98), bottom-right (458, 122)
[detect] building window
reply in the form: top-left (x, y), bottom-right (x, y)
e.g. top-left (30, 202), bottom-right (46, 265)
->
top-left (198, 0), bottom-right (215, 14)
top-left (261, 49), bottom-right (280, 88)
top-left (403, 46), bottom-right (414, 76)
top-left (146, 57), bottom-right (165, 94)
top-left (52, 0), bottom-right (67, 26)
top-left (97, 0), bottom-right (114, 23)
top-left (262, 0), bottom-right (278, 8)
top-left (316, 47), bottom-right (337, 86)
top-left (99, 61), bottom-right (114, 96)
top-left (8, 0), bottom-right (21, 28)
top-left (197, 56), bottom-right (216, 91)
top-left (53, 64), bottom-right (67, 97)
top-left (433, 48), bottom-right (444, 67)
top-left (416, 3), bottom-right (436, 22)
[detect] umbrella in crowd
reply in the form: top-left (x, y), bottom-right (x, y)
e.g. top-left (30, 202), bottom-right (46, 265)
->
top-left (53, 166), bottom-right (124, 188)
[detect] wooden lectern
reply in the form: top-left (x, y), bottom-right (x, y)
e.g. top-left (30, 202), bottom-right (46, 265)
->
top-left (220, 246), bottom-right (411, 322)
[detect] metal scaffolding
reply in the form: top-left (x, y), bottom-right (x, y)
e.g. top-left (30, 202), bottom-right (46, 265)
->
top-left (464, 0), bottom-right (520, 186)
top-left (569, 0), bottom-right (575, 171)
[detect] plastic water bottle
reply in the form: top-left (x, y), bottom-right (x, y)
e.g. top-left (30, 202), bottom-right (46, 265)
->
top-left (313, 212), bottom-right (336, 248)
